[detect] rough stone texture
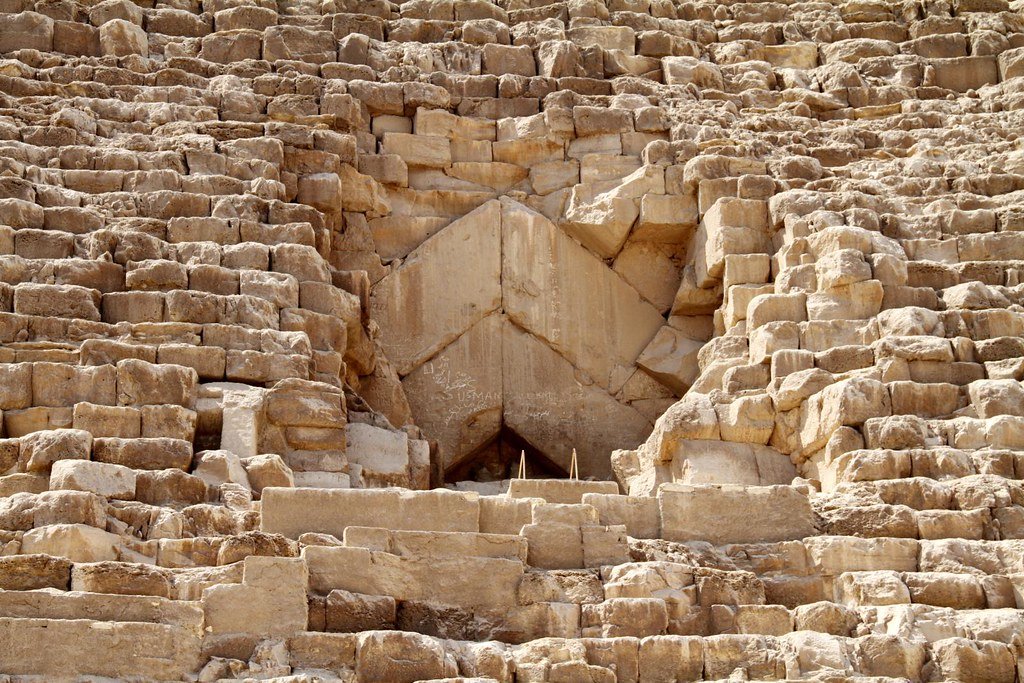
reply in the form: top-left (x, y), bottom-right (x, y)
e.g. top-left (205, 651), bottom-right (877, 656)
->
top-left (2, 0), bottom-right (1024, 678)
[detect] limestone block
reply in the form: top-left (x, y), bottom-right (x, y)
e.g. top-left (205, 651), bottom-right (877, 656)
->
top-left (71, 561), bottom-right (171, 598)
top-left (0, 11), bottom-right (54, 51)
top-left (659, 484), bottom-right (816, 545)
top-left (0, 363), bottom-right (32, 410)
top-left (805, 536), bottom-right (919, 576)
top-left (0, 618), bottom-right (200, 680)
top-left (326, 589), bottom-right (396, 632)
top-left (371, 200), bottom-right (501, 376)
top-left (632, 193), bottom-right (698, 243)
top-left (582, 523), bottom-right (629, 568)
top-left (537, 40), bottom-right (583, 78)
top-left (20, 523), bottom-right (120, 562)
top-left (717, 394), bottom-right (774, 444)
top-left (19, 429), bottom-right (91, 473)
top-left (902, 572), bottom-right (985, 609)
top-left (99, 17), bottom-right (147, 56)
top-left (116, 359), bottom-right (197, 408)
top-left (968, 380), bottom-right (1024, 419)
top-left (638, 635), bottom-right (703, 682)
top-left (214, 5), bottom-right (277, 31)
top-left (241, 453), bottom-right (294, 495)
top-left (931, 56), bottom-right (999, 91)
top-left (702, 634), bottom-right (785, 680)
top-left (582, 492), bottom-right (660, 538)
top-left (503, 198), bottom-right (663, 393)
top-left (792, 601), bottom-right (857, 636)
top-left (14, 283), bottom-right (100, 321)
top-left (0, 554), bottom-right (71, 590)
top-left (836, 571), bottom-right (910, 607)
top-left (355, 631), bottom-right (449, 683)
top-left (612, 241), bottom-right (683, 313)
top-left (401, 313), bottom-right (502, 474)
top-left (562, 184), bottom-right (638, 258)
top-left (582, 598), bottom-right (668, 638)
top-left (262, 25), bottom-right (334, 63)
top-left (134, 469), bottom-right (208, 506)
top-left (509, 479), bottom-right (618, 505)
top-left (807, 280), bottom-right (884, 321)
top-left (346, 422), bottom-right (409, 484)
top-left (927, 637), bottom-right (1015, 683)
top-left (762, 42), bottom-right (818, 68)
top-left (799, 378), bottom-right (891, 454)
top-left (32, 362), bottom-right (116, 408)
top-left (141, 405), bottom-right (196, 441)
top-left (203, 556), bottom-right (308, 636)
top-left (662, 56), bottom-right (723, 88)
top-left (503, 322), bottom-right (653, 479)
top-left (262, 487), bottom-right (480, 538)
top-left (381, 133), bottom-right (452, 168)
top-left (304, 544), bottom-right (522, 610)
top-left (523, 522), bottom-right (584, 569)
top-left (193, 450), bottom-right (250, 489)
top-left (50, 459), bottom-right (135, 499)
top-left (93, 437), bottom-right (192, 470)
top-left (470, 494), bottom-right (530, 539)
top-left (636, 326), bottom-right (704, 395)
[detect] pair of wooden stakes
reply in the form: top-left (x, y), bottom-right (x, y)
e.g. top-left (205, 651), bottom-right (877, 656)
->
top-left (516, 449), bottom-right (579, 480)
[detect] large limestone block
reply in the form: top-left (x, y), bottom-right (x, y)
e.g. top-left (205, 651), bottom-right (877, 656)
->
top-left (502, 198), bottom-right (663, 392)
top-left (798, 378), bottom-right (891, 454)
top-left (658, 484), bottom-right (816, 545)
top-left (637, 326), bottom-right (705, 395)
top-left (371, 199), bottom-right (501, 375)
top-left (262, 487), bottom-right (480, 538)
top-left (694, 198), bottom-right (770, 287)
top-left (662, 56), bottom-right (724, 88)
top-left (203, 556), bottom-right (308, 636)
top-left (638, 635), bottom-right (704, 681)
top-left (49, 459), bottom-right (135, 499)
top-left (805, 536), bottom-right (919, 576)
top-left (20, 523), bottom-right (120, 562)
top-left (503, 322), bottom-right (652, 479)
top-left (0, 618), bottom-right (200, 680)
top-left (508, 478), bottom-right (618, 505)
top-left (583, 492), bottom-right (661, 538)
top-left (99, 17), bottom-right (147, 56)
top-left (355, 631), bottom-right (449, 683)
top-left (71, 561), bottom-right (172, 598)
top-left (304, 545), bottom-right (523, 610)
top-left (0, 554), bottom-right (71, 590)
top-left (14, 283), bottom-right (100, 320)
top-left (968, 379), bottom-right (1024, 419)
top-left (401, 313), bottom-right (503, 474)
top-left (0, 12), bottom-right (54, 52)
top-left (561, 184), bottom-right (639, 258)
top-left (927, 637), bottom-right (1015, 683)
top-left (381, 133), bottom-right (452, 168)
top-left (346, 422), bottom-right (410, 484)
top-left (18, 429), bottom-right (92, 472)
top-left (116, 359), bottom-right (198, 408)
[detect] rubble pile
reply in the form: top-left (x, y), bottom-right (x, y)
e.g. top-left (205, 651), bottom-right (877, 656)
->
top-left (1, 0), bottom-right (1024, 678)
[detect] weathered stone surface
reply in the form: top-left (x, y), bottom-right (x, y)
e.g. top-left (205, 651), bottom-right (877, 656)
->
top-left (659, 484), bottom-right (816, 545)
top-left (262, 487), bottom-right (480, 538)
top-left (0, 0), bottom-right (1022, 676)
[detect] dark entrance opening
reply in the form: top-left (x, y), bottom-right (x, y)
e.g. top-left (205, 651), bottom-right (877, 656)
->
top-left (443, 423), bottom-right (568, 483)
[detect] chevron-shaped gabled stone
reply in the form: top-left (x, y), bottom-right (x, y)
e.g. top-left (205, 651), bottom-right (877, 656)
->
top-left (372, 198), bottom-right (663, 477)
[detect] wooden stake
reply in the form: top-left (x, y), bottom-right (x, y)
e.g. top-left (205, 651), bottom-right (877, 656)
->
top-left (570, 448), bottom-right (578, 480)
top-left (517, 450), bottom-right (526, 480)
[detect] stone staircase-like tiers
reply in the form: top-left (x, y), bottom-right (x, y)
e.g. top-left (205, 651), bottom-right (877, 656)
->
top-left (1, 0), bottom-right (1024, 679)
